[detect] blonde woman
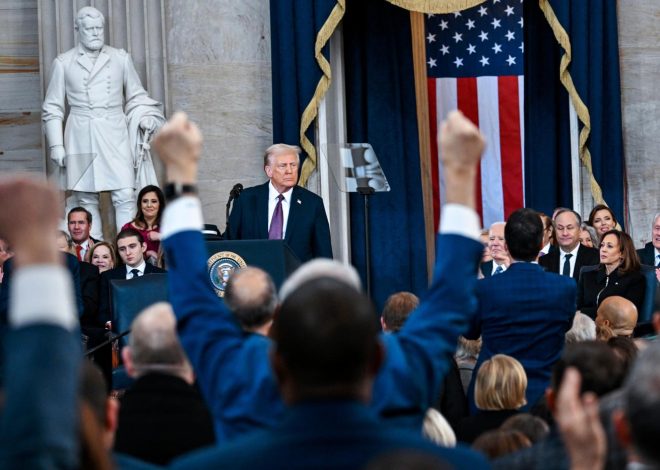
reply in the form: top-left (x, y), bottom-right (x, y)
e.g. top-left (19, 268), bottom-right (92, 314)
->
top-left (458, 354), bottom-right (527, 443)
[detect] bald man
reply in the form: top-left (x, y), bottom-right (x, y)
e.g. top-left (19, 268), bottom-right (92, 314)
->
top-left (595, 296), bottom-right (638, 341)
top-left (224, 267), bottom-right (277, 336)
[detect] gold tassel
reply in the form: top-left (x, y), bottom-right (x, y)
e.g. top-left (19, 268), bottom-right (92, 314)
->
top-left (385, 0), bottom-right (486, 14)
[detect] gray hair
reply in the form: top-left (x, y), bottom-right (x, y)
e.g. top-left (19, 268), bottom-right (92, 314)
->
top-left (224, 267), bottom-right (278, 329)
top-left (652, 212), bottom-right (660, 228)
top-left (565, 312), bottom-right (596, 344)
top-left (623, 342), bottom-right (660, 465)
top-left (128, 302), bottom-right (190, 376)
top-left (279, 258), bottom-right (362, 301)
top-left (579, 223), bottom-right (599, 247)
top-left (263, 143), bottom-right (301, 167)
top-left (75, 6), bottom-right (105, 29)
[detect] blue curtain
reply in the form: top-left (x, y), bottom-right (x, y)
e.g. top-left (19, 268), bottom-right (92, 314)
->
top-left (343, 0), bottom-right (428, 311)
top-left (524, 0), bottom-right (624, 224)
top-left (269, 0), bottom-right (336, 164)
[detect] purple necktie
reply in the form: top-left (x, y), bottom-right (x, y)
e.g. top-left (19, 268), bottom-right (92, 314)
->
top-left (268, 194), bottom-right (284, 240)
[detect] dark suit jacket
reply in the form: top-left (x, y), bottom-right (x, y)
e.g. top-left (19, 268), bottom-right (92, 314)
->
top-left (466, 262), bottom-right (576, 413)
top-left (538, 244), bottom-right (600, 281)
top-left (227, 182), bottom-right (332, 262)
top-left (170, 401), bottom-right (489, 470)
top-left (576, 265), bottom-right (646, 318)
top-left (98, 263), bottom-right (166, 325)
top-left (637, 242), bottom-right (657, 267)
top-left (458, 409), bottom-right (519, 444)
top-left (0, 253), bottom-right (84, 326)
top-left (79, 261), bottom-right (100, 327)
top-left (114, 373), bottom-right (215, 465)
top-left (164, 229), bottom-right (483, 440)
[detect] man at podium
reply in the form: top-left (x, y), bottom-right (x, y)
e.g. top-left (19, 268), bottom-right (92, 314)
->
top-left (226, 144), bottom-right (332, 263)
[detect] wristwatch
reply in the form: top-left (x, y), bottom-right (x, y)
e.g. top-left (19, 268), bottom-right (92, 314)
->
top-left (164, 182), bottom-right (197, 201)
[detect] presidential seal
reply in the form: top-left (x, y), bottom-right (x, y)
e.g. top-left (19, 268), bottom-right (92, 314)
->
top-left (207, 251), bottom-right (247, 297)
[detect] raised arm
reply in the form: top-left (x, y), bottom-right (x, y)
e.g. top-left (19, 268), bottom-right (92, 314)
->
top-left (0, 178), bottom-right (81, 468)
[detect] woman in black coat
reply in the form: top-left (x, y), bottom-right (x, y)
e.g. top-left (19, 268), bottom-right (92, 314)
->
top-left (577, 230), bottom-right (646, 318)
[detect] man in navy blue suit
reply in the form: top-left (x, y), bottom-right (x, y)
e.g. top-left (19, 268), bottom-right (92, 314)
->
top-left (154, 111), bottom-right (486, 446)
top-left (155, 110), bottom-right (488, 469)
top-left (226, 143), bottom-right (332, 263)
top-left (466, 208), bottom-right (577, 413)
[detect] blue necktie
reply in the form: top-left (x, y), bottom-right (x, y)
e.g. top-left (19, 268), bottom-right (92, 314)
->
top-left (130, 268), bottom-right (140, 279)
top-left (268, 194), bottom-right (284, 240)
top-left (494, 265), bottom-right (504, 275)
top-left (562, 253), bottom-right (573, 276)
top-left (656, 254), bottom-right (660, 268)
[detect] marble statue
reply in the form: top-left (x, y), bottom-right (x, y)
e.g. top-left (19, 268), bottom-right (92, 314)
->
top-left (42, 6), bottom-right (165, 239)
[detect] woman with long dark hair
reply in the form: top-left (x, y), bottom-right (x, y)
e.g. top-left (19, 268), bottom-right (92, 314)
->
top-left (122, 185), bottom-right (165, 264)
top-left (577, 230), bottom-right (646, 318)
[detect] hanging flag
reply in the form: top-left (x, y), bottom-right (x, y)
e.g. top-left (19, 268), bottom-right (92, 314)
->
top-left (426, 0), bottom-right (524, 227)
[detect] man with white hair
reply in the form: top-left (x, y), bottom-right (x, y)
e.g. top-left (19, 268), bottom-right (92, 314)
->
top-left (155, 110), bottom-right (485, 441)
top-left (114, 302), bottom-right (215, 465)
top-left (480, 222), bottom-right (510, 277)
top-left (637, 213), bottom-right (660, 272)
top-left (42, 6), bottom-right (164, 238)
top-left (226, 143), bottom-right (332, 263)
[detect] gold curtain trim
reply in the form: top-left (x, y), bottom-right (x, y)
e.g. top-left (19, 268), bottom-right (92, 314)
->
top-left (298, 0), bottom-right (346, 187)
top-left (538, 0), bottom-right (608, 208)
top-left (386, 0), bottom-right (486, 13)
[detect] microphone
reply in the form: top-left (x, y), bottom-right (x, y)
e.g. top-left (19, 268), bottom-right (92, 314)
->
top-left (225, 183), bottom-right (244, 237)
top-left (230, 183), bottom-right (243, 199)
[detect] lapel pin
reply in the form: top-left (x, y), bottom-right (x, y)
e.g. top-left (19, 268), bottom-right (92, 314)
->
top-left (297, 199), bottom-right (301, 205)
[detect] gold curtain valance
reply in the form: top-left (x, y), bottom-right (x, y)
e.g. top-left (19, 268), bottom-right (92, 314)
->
top-left (385, 0), bottom-right (486, 14)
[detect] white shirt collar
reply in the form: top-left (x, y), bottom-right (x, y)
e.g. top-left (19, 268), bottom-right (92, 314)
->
top-left (560, 243), bottom-right (581, 259)
top-left (125, 260), bottom-right (147, 277)
top-left (268, 181), bottom-right (293, 203)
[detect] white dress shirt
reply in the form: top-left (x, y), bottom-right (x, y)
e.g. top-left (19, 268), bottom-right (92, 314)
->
top-left (267, 182), bottom-right (293, 235)
top-left (560, 244), bottom-right (581, 277)
top-left (125, 260), bottom-right (146, 279)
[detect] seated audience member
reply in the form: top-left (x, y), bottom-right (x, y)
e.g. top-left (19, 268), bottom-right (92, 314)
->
top-left (458, 354), bottom-right (527, 443)
top-left (579, 223), bottom-right (599, 249)
top-left (98, 228), bottom-right (166, 326)
top-left (56, 230), bottom-right (75, 256)
top-left (565, 313), bottom-right (596, 344)
top-left (423, 408), bottom-right (457, 448)
top-left (122, 185), bottom-right (166, 265)
top-left (612, 342), bottom-right (660, 468)
top-left (155, 111), bottom-right (486, 440)
top-left (68, 206), bottom-right (97, 261)
top-left (224, 266), bottom-right (277, 335)
top-left (539, 209), bottom-right (599, 282)
top-left (577, 230), bottom-right (646, 318)
top-left (114, 303), bottom-right (215, 465)
top-left (479, 229), bottom-right (491, 264)
top-left (87, 242), bottom-right (117, 274)
top-left (472, 430), bottom-right (531, 460)
top-left (499, 414), bottom-right (549, 445)
top-left (538, 212), bottom-right (553, 257)
top-left (171, 276), bottom-right (488, 469)
top-left (480, 222), bottom-right (510, 277)
top-left (455, 336), bottom-right (481, 394)
top-left (0, 178), bottom-right (81, 468)
top-left (466, 208), bottom-right (576, 413)
top-left (595, 296), bottom-right (638, 341)
top-left (587, 204), bottom-right (618, 240)
top-left (380, 291), bottom-right (419, 333)
top-left (492, 341), bottom-right (625, 469)
top-left (607, 336), bottom-right (638, 378)
top-left (636, 212), bottom-right (660, 268)
top-left (0, 238), bottom-right (12, 287)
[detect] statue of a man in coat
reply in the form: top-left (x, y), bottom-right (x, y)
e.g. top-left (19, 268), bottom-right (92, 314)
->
top-left (43, 6), bottom-right (165, 239)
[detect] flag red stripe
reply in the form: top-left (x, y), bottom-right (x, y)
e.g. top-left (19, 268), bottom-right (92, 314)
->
top-left (457, 77), bottom-right (483, 221)
top-left (497, 76), bottom-right (524, 219)
top-left (427, 78), bottom-right (440, 230)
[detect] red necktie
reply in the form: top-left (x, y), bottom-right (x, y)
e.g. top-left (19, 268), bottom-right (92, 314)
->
top-left (75, 244), bottom-right (83, 261)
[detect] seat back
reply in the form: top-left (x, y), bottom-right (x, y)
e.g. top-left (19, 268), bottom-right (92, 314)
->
top-left (110, 273), bottom-right (168, 349)
top-left (639, 265), bottom-right (659, 323)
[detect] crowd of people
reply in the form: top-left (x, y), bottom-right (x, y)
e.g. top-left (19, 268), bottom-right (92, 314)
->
top-left (0, 110), bottom-right (658, 469)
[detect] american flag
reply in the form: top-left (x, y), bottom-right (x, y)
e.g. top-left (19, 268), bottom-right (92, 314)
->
top-left (426, 0), bottom-right (524, 228)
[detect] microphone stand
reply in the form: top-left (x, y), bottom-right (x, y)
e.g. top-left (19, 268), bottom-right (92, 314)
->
top-left (83, 329), bottom-right (131, 357)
